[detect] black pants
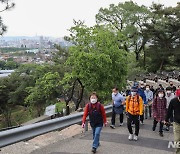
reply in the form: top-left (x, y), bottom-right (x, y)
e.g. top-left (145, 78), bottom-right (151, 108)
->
top-left (111, 107), bottom-right (123, 125)
top-left (140, 113), bottom-right (144, 122)
top-left (127, 113), bottom-right (140, 136)
top-left (153, 119), bottom-right (164, 133)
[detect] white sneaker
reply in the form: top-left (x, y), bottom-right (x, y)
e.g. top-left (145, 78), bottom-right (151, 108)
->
top-left (110, 125), bottom-right (115, 129)
top-left (119, 123), bottom-right (123, 126)
top-left (128, 134), bottom-right (133, 140)
top-left (133, 135), bottom-right (138, 141)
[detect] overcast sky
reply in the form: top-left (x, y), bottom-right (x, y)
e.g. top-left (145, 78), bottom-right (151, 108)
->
top-left (1, 0), bottom-right (179, 37)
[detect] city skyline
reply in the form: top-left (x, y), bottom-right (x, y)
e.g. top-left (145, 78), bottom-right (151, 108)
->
top-left (1, 0), bottom-right (179, 38)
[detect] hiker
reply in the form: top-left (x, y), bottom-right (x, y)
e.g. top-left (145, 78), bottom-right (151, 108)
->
top-left (126, 86), bottom-right (143, 141)
top-left (152, 90), bottom-right (167, 137)
top-left (165, 96), bottom-right (180, 154)
top-left (110, 87), bottom-right (125, 129)
top-left (150, 85), bottom-right (155, 97)
top-left (155, 84), bottom-right (164, 96)
top-left (82, 92), bottom-right (107, 153)
top-left (165, 87), bottom-right (175, 131)
top-left (137, 82), bottom-right (146, 124)
top-left (169, 81), bottom-right (177, 93)
top-left (144, 84), bottom-right (153, 119)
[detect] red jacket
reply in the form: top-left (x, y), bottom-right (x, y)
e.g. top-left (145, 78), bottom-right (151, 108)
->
top-left (175, 89), bottom-right (180, 97)
top-left (82, 102), bottom-right (107, 124)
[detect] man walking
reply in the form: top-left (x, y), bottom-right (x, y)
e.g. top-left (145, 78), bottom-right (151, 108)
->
top-left (165, 96), bottom-right (180, 154)
top-left (110, 87), bottom-right (125, 129)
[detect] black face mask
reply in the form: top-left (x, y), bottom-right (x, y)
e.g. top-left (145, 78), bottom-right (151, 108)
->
top-left (170, 84), bottom-right (173, 86)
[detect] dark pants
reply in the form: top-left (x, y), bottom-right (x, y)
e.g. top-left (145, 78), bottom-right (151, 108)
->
top-left (127, 113), bottom-right (140, 136)
top-left (111, 107), bottom-right (124, 125)
top-left (140, 113), bottom-right (144, 123)
top-left (153, 119), bottom-right (164, 133)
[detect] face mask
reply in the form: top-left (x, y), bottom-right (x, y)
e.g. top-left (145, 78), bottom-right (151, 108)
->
top-left (141, 86), bottom-right (144, 88)
top-left (158, 94), bottom-right (164, 98)
top-left (113, 92), bottom-right (117, 96)
top-left (170, 84), bottom-right (173, 86)
top-left (131, 92), bottom-right (137, 96)
top-left (90, 99), bottom-right (97, 104)
top-left (146, 88), bottom-right (150, 91)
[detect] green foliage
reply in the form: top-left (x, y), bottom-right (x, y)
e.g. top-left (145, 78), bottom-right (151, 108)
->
top-left (55, 102), bottom-right (66, 113)
top-left (64, 24), bottom-right (128, 100)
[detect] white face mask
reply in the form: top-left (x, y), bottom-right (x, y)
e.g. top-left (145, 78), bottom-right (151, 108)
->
top-left (90, 99), bottom-right (97, 104)
top-left (158, 94), bottom-right (164, 98)
top-left (112, 92), bottom-right (117, 95)
top-left (131, 92), bottom-right (137, 96)
top-left (146, 88), bottom-right (150, 91)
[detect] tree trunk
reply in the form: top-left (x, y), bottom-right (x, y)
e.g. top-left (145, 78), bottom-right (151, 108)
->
top-left (66, 101), bottom-right (70, 115)
top-left (135, 51), bottom-right (139, 61)
top-left (143, 49), bottom-right (146, 68)
top-left (159, 59), bottom-right (164, 71)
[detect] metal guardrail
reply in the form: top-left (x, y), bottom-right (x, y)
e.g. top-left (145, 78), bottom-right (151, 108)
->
top-left (0, 104), bottom-right (112, 148)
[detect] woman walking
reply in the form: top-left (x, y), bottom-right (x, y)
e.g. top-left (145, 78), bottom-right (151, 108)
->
top-left (82, 92), bottom-right (107, 153)
top-left (152, 89), bottom-right (167, 137)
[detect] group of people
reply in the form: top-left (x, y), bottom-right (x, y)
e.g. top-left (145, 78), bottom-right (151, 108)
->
top-left (82, 81), bottom-right (180, 153)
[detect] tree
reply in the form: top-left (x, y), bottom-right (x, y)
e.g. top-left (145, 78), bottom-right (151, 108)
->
top-left (95, 1), bottom-right (151, 61)
top-left (25, 72), bottom-right (61, 117)
top-left (144, 3), bottom-right (180, 72)
top-left (0, 0), bottom-right (15, 35)
top-left (64, 23), bottom-right (127, 105)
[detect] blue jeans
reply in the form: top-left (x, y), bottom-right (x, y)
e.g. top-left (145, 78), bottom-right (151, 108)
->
top-left (92, 126), bottom-right (102, 149)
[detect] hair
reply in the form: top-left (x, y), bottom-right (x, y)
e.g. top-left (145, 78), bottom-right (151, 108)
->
top-left (112, 87), bottom-right (119, 91)
top-left (146, 84), bottom-right (150, 87)
top-left (166, 87), bottom-right (171, 91)
top-left (89, 92), bottom-right (98, 100)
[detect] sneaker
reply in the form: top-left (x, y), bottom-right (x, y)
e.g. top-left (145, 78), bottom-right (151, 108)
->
top-left (133, 135), bottom-right (138, 141)
top-left (92, 147), bottom-right (96, 153)
top-left (159, 132), bottom-right (164, 137)
top-left (110, 125), bottom-right (115, 129)
top-left (140, 121), bottom-right (144, 125)
top-left (119, 123), bottom-right (124, 126)
top-left (128, 134), bottom-right (133, 140)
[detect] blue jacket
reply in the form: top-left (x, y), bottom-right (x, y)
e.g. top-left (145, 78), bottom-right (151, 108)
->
top-left (137, 88), bottom-right (147, 104)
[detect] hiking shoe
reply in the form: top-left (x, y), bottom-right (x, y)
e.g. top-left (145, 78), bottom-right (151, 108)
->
top-left (92, 147), bottom-right (96, 153)
top-left (119, 123), bottom-right (124, 126)
top-left (152, 127), bottom-right (156, 131)
top-left (159, 132), bottom-right (164, 137)
top-left (128, 134), bottom-right (133, 140)
top-left (133, 135), bottom-right (138, 141)
top-left (110, 125), bottom-right (115, 129)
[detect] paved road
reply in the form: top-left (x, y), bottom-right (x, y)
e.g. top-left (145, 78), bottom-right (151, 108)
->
top-left (30, 118), bottom-right (175, 154)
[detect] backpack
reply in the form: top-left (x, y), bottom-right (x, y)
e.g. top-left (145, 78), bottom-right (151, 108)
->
top-left (88, 102), bottom-right (103, 127)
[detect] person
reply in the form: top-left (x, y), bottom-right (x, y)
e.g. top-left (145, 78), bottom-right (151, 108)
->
top-left (126, 86), bottom-right (143, 141)
top-left (165, 96), bottom-right (180, 154)
top-left (155, 84), bottom-right (164, 96)
top-left (150, 85), bottom-right (155, 97)
top-left (82, 92), bottom-right (107, 153)
top-left (144, 84), bottom-right (153, 119)
top-left (152, 89), bottom-right (167, 137)
top-left (169, 81), bottom-right (177, 93)
top-left (165, 87), bottom-right (175, 131)
top-left (137, 82), bottom-right (146, 124)
top-left (110, 87), bottom-right (125, 129)
top-left (175, 85), bottom-right (180, 97)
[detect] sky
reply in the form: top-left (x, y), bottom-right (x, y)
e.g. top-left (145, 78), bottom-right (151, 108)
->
top-left (1, 0), bottom-right (179, 38)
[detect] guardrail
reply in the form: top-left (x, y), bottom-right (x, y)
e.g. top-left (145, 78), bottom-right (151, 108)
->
top-left (0, 104), bottom-right (112, 148)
